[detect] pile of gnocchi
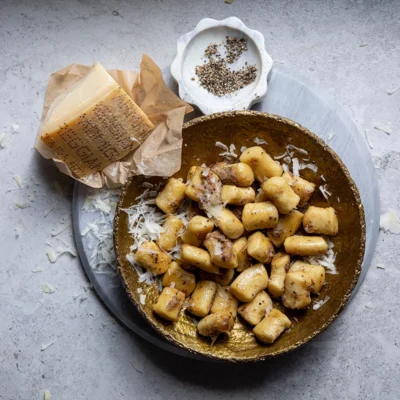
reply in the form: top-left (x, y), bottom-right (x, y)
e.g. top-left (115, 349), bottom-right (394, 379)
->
top-left (131, 145), bottom-right (338, 344)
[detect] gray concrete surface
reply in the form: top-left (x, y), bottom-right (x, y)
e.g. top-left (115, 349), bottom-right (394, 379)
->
top-left (0, 0), bottom-right (399, 399)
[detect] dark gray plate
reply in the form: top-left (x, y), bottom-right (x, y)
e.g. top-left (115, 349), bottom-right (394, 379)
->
top-left (72, 64), bottom-right (379, 358)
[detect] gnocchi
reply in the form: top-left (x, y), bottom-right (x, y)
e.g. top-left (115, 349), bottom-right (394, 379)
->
top-left (268, 252), bottom-right (290, 298)
top-left (132, 142), bottom-right (340, 345)
top-left (253, 309), bottom-right (291, 344)
top-left (161, 261), bottom-right (196, 296)
top-left (157, 215), bottom-right (184, 251)
top-left (221, 185), bottom-right (256, 205)
top-left (203, 230), bottom-right (238, 269)
top-left (267, 210), bottom-right (303, 247)
top-left (247, 232), bottom-right (275, 264)
top-left (238, 291), bottom-right (273, 326)
top-left (155, 178), bottom-right (186, 214)
top-left (180, 244), bottom-right (219, 274)
top-left (135, 241), bottom-right (171, 275)
top-left (153, 287), bottom-right (185, 322)
top-left (261, 177), bottom-right (300, 214)
top-left (303, 206), bottom-right (339, 236)
top-left (290, 261), bottom-right (325, 294)
top-left (211, 285), bottom-right (239, 317)
top-left (230, 264), bottom-right (269, 302)
top-left (240, 146), bottom-right (283, 181)
top-left (282, 271), bottom-right (313, 309)
top-left (284, 235), bottom-right (328, 256)
top-left (197, 312), bottom-right (235, 337)
top-left (242, 201), bottom-right (279, 231)
top-left (187, 280), bottom-right (218, 317)
top-left (211, 207), bottom-right (244, 239)
top-left (198, 268), bottom-right (235, 286)
top-left (233, 237), bottom-right (251, 272)
top-left (181, 215), bottom-right (214, 247)
top-left (211, 162), bottom-right (255, 187)
top-left (282, 172), bottom-right (316, 206)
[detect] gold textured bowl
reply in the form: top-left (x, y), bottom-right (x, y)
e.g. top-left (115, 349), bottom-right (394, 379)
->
top-left (114, 111), bottom-right (365, 362)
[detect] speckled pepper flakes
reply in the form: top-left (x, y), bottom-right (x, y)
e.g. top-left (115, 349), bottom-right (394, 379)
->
top-left (195, 36), bottom-right (257, 96)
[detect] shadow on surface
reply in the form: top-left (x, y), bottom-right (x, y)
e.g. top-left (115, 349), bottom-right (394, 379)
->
top-left (132, 331), bottom-right (329, 390)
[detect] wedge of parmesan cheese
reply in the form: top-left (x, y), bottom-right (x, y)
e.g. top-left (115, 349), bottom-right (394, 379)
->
top-left (40, 62), bottom-right (154, 177)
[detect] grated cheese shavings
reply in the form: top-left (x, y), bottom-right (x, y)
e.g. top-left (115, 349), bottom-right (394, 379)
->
top-left (386, 87), bottom-right (399, 95)
top-left (13, 201), bottom-right (30, 209)
top-left (300, 162), bottom-right (318, 173)
top-left (215, 141), bottom-right (238, 160)
top-left (44, 390), bottom-right (52, 400)
top-left (274, 151), bottom-right (288, 160)
top-left (240, 146), bottom-right (247, 153)
top-left (123, 188), bottom-right (167, 252)
top-left (254, 137), bottom-right (267, 145)
top-left (304, 239), bottom-right (337, 274)
top-left (139, 294), bottom-right (146, 305)
top-left (319, 184), bottom-right (331, 200)
top-left (0, 124), bottom-right (19, 148)
top-left (364, 129), bottom-right (374, 149)
top-left (380, 210), bottom-right (400, 234)
top-left (81, 187), bottom-right (121, 275)
top-left (13, 175), bottom-right (22, 188)
top-left (313, 296), bottom-right (330, 310)
top-left (46, 246), bottom-right (76, 264)
top-left (40, 342), bottom-right (54, 351)
top-left (287, 144), bottom-right (308, 155)
top-left (42, 284), bottom-right (56, 294)
top-left (292, 158), bottom-right (300, 177)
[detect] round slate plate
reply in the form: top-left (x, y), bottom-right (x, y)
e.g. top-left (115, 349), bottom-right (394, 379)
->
top-left (72, 64), bottom-right (379, 358)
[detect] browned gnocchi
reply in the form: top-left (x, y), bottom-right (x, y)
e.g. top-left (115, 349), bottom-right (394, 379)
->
top-left (132, 143), bottom-right (339, 345)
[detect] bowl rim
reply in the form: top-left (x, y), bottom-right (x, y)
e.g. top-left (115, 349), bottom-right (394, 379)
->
top-left (170, 17), bottom-right (273, 115)
top-left (114, 110), bottom-right (366, 363)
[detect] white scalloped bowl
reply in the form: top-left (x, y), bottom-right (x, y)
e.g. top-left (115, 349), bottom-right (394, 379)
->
top-left (171, 17), bottom-right (273, 115)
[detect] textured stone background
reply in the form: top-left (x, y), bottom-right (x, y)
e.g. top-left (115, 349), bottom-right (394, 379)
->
top-left (0, 0), bottom-right (399, 399)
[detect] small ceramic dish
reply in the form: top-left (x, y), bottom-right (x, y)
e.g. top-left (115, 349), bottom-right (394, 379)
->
top-left (171, 17), bottom-right (273, 114)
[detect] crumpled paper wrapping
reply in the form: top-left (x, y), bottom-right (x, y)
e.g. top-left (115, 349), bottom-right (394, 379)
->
top-left (35, 54), bottom-right (193, 188)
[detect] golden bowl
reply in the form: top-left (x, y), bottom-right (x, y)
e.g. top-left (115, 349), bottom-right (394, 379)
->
top-left (114, 111), bottom-right (365, 362)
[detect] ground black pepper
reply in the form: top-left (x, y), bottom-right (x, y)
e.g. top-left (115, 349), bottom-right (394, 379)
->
top-left (195, 36), bottom-right (257, 97)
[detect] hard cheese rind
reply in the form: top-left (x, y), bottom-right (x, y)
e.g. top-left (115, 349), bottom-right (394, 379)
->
top-left (40, 62), bottom-right (154, 178)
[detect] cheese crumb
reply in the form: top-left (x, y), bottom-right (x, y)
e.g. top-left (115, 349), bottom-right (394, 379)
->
top-left (13, 175), bottom-right (22, 188)
top-left (13, 201), bottom-right (30, 209)
top-left (313, 296), bottom-right (330, 310)
top-left (304, 239), bottom-right (337, 274)
top-left (254, 137), bottom-right (267, 145)
top-left (319, 184), bottom-right (331, 200)
top-left (42, 284), bottom-right (56, 294)
top-left (41, 342), bottom-right (55, 351)
top-left (380, 210), bottom-right (400, 234)
top-left (215, 141), bottom-right (238, 159)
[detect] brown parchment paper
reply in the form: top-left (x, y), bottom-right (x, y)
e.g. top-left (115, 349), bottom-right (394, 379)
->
top-left (35, 54), bottom-right (193, 188)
